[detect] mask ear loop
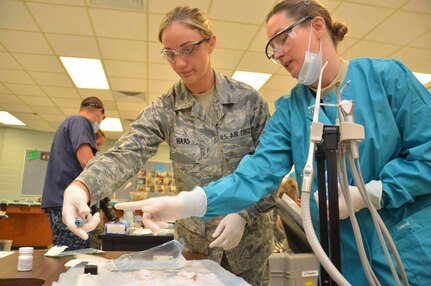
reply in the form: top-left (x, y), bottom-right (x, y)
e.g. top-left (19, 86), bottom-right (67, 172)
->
top-left (307, 19), bottom-right (323, 54)
top-left (307, 20), bottom-right (313, 51)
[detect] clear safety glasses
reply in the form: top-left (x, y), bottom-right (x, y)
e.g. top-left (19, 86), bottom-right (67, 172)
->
top-left (81, 102), bottom-right (106, 120)
top-left (265, 16), bottom-right (313, 64)
top-left (161, 37), bottom-right (210, 62)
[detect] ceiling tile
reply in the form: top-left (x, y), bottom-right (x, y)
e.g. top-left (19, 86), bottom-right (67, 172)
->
top-left (332, 3), bottom-right (394, 38)
top-left (236, 51), bottom-right (280, 74)
top-left (50, 97), bottom-right (81, 108)
top-left (0, 69), bottom-right (35, 84)
top-left (90, 8), bottom-right (147, 40)
top-left (365, 11), bottom-right (431, 45)
top-left (409, 30), bottom-right (431, 49)
top-left (0, 83), bottom-right (10, 93)
top-left (347, 0), bottom-right (406, 8)
top-left (30, 0), bottom-right (86, 5)
top-left (148, 63), bottom-right (178, 81)
top-left (0, 30), bottom-right (52, 54)
top-left (392, 47), bottom-right (431, 73)
top-left (77, 88), bottom-right (114, 101)
top-left (212, 21), bottom-right (260, 50)
top-left (113, 91), bottom-right (144, 103)
top-left (1, 103), bottom-right (34, 113)
top-left (148, 42), bottom-right (165, 63)
top-left (98, 38), bottom-right (147, 61)
top-left (343, 40), bottom-right (400, 59)
top-left (0, 52), bottom-right (21, 69)
top-left (209, 0), bottom-right (275, 24)
top-left (27, 2), bottom-right (93, 35)
top-left (42, 86), bottom-right (80, 98)
top-left (46, 34), bottom-right (100, 58)
top-left (109, 77), bottom-right (147, 92)
top-left (211, 49), bottom-right (243, 69)
top-left (59, 107), bottom-right (78, 116)
top-left (248, 27), bottom-right (270, 53)
top-left (147, 14), bottom-right (164, 42)
top-left (104, 60), bottom-right (147, 78)
top-left (338, 37), bottom-right (360, 55)
top-left (46, 120), bottom-right (62, 130)
top-left (263, 74), bottom-right (297, 91)
top-left (13, 54), bottom-right (64, 72)
top-left (31, 105), bottom-right (64, 114)
top-left (320, 0), bottom-right (343, 12)
top-left (148, 79), bottom-right (176, 94)
top-left (148, 0), bottom-right (210, 14)
top-left (117, 101), bottom-right (145, 111)
top-left (5, 83), bottom-right (45, 96)
top-left (11, 113), bottom-right (42, 121)
top-left (29, 71), bottom-right (73, 87)
top-left (216, 68), bottom-right (235, 77)
top-left (24, 120), bottom-right (55, 131)
top-left (401, 0), bottom-right (431, 13)
top-left (0, 0), bottom-right (39, 31)
top-left (18, 95), bottom-right (55, 106)
top-left (0, 93), bottom-right (23, 104)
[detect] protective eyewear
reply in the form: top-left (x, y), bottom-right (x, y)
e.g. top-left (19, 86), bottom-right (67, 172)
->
top-left (265, 16), bottom-right (313, 63)
top-left (81, 102), bottom-right (105, 120)
top-left (161, 37), bottom-right (210, 62)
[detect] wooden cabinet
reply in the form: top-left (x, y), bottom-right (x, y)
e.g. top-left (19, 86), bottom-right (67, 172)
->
top-left (0, 204), bottom-right (52, 248)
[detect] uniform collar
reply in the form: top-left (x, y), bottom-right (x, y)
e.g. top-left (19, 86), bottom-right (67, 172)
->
top-left (172, 71), bottom-right (239, 112)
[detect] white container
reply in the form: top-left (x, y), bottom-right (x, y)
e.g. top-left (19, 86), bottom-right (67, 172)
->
top-left (17, 247), bottom-right (34, 271)
top-left (269, 252), bottom-right (319, 286)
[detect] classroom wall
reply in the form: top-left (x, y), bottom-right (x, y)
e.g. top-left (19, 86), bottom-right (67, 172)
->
top-left (0, 126), bottom-right (170, 201)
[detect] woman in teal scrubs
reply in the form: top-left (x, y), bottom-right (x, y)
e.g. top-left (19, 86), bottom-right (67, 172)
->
top-left (68, 0), bottom-right (431, 284)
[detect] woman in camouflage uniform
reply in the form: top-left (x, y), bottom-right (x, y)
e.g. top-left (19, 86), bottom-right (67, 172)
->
top-left (63, 5), bottom-right (277, 286)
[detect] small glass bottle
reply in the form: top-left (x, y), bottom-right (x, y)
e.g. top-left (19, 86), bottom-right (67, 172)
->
top-left (17, 247), bottom-right (34, 271)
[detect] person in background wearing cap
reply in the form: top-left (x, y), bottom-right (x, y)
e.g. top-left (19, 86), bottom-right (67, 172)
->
top-left (41, 97), bottom-right (105, 250)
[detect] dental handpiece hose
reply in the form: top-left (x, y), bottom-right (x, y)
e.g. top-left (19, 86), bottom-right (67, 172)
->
top-left (301, 61), bottom-right (351, 286)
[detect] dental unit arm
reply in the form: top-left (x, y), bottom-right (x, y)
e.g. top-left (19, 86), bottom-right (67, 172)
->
top-left (300, 62), bottom-right (409, 286)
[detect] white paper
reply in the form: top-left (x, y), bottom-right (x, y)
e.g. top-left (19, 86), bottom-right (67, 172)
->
top-left (0, 251), bottom-right (14, 258)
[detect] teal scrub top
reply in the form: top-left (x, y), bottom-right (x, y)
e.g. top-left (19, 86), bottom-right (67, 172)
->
top-left (201, 58), bottom-right (431, 285)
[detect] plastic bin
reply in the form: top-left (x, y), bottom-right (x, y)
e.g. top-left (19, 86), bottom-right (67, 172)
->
top-left (269, 252), bottom-right (318, 286)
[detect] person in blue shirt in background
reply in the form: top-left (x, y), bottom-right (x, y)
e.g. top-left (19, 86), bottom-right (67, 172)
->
top-left (63, 0), bottom-right (431, 284)
top-left (42, 97), bottom-right (105, 250)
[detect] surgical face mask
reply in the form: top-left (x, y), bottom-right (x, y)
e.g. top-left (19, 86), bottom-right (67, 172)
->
top-left (297, 21), bottom-right (322, 86)
top-left (93, 121), bottom-right (100, 133)
top-left (93, 115), bottom-right (100, 134)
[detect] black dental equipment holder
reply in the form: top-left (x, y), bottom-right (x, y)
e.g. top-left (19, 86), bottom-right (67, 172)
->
top-left (316, 125), bottom-right (341, 286)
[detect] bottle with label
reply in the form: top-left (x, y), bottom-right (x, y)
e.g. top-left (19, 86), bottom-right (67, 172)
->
top-left (17, 247), bottom-right (34, 271)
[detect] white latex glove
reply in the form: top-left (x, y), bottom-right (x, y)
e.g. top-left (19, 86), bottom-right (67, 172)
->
top-left (314, 180), bottom-right (382, 220)
top-left (115, 187), bottom-right (207, 235)
top-left (62, 184), bottom-right (101, 240)
top-left (209, 213), bottom-right (246, 250)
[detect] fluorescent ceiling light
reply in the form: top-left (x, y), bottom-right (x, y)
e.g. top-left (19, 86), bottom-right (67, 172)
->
top-left (100, 118), bottom-right (123, 132)
top-left (232, 71), bottom-right (272, 90)
top-left (413, 72), bottom-right (431, 85)
top-left (0, 111), bottom-right (25, 126)
top-left (60, 56), bottom-right (109, 89)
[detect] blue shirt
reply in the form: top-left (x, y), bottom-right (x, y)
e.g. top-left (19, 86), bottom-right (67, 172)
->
top-left (202, 58), bottom-right (431, 285)
top-left (41, 115), bottom-right (96, 208)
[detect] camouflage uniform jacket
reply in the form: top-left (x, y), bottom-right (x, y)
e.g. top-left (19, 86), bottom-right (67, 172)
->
top-left (77, 71), bottom-right (276, 273)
